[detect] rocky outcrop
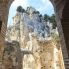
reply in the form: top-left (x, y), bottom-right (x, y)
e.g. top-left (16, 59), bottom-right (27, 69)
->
top-left (2, 41), bottom-right (22, 69)
top-left (5, 7), bottom-right (52, 48)
top-left (5, 7), bottom-right (64, 69)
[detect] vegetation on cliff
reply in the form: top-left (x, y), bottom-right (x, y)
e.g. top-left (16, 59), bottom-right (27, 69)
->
top-left (17, 6), bottom-right (57, 29)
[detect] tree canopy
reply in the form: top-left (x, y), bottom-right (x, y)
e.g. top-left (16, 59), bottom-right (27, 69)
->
top-left (16, 6), bottom-right (57, 29)
top-left (17, 6), bottom-right (25, 13)
top-left (49, 14), bottom-right (57, 29)
top-left (44, 14), bottom-right (49, 22)
top-left (44, 14), bottom-right (57, 29)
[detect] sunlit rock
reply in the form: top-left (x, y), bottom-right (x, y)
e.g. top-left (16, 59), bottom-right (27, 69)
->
top-left (5, 7), bottom-right (64, 69)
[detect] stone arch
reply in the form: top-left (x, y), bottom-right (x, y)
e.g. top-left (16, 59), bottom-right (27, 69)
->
top-left (0, 0), bottom-right (69, 68)
top-left (7, 0), bottom-right (68, 58)
top-left (61, 0), bottom-right (69, 57)
top-left (50, 0), bottom-right (69, 59)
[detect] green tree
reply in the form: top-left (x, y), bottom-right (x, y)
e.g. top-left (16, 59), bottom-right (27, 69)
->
top-left (49, 14), bottom-right (57, 29)
top-left (17, 6), bottom-right (25, 13)
top-left (39, 14), bottom-right (42, 17)
top-left (33, 11), bottom-right (40, 14)
top-left (44, 14), bottom-right (49, 22)
top-left (36, 11), bottom-right (40, 14)
top-left (21, 8), bottom-right (25, 13)
top-left (39, 14), bottom-right (42, 22)
top-left (17, 6), bottom-right (23, 12)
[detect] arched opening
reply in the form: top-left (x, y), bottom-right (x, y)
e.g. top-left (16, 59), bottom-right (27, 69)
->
top-left (0, 0), bottom-right (67, 69)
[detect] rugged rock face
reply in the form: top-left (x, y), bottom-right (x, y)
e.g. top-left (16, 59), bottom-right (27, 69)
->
top-left (4, 7), bottom-right (64, 69)
top-left (2, 41), bottom-right (22, 69)
top-left (6, 7), bottom-right (52, 44)
top-left (4, 36), bottom-right (64, 69)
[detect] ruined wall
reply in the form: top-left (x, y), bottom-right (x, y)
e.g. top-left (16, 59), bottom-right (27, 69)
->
top-left (0, 0), bottom-right (68, 69)
top-left (2, 41), bottom-right (22, 69)
top-left (1, 30), bottom-right (64, 69)
top-left (22, 33), bottom-right (64, 69)
top-left (5, 6), bottom-right (65, 69)
top-left (38, 40), bottom-right (54, 69)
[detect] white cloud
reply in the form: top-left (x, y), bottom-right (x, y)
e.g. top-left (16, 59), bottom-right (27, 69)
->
top-left (37, 0), bottom-right (54, 15)
top-left (41, 0), bottom-right (53, 8)
top-left (42, 0), bottom-right (47, 4)
top-left (11, 0), bottom-right (29, 9)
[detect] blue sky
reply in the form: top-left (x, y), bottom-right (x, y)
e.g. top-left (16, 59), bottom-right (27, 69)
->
top-left (8, 0), bottom-right (54, 26)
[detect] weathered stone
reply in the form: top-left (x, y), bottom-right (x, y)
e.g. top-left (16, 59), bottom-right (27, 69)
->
top-left (0, 0), bottom-right (69, 69)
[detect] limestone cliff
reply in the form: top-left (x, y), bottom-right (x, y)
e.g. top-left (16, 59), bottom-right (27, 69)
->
top-left (6, 7), bottom-right (53, 47)
top-left (4, 7), bottom-right (64, 69)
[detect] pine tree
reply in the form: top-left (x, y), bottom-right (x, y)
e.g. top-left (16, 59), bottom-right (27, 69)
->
top-left (17, 6), bottom-right (25, 13)
top-left (49, 14), bottom-right (57, 29)
top-left (17, 6), bottom-right (23, 12)
top-left (44, 14), bottom-right (49, 22)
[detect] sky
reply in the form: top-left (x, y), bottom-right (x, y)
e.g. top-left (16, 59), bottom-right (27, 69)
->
top-left (8, 0), bottom-right (54, 26)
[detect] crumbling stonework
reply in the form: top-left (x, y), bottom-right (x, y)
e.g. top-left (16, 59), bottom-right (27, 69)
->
top-left (4, 6), bottom-right (65, 69)
top-left (38, 40), bottom-right (54, 69)
top-left (2, 41), bottom-right (22, 69)
top-left (0, 0), bottom-right (69, 69)
top-left (2, 37), bottom-right (64, 69)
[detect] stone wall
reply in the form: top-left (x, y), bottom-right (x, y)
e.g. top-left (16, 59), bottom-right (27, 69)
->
top-left (0, 0), bottom-right (68, 69)
top-left (2, 41), bottom-right (22, 69)
top-left (38, 40), bottom-right (54, 69)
